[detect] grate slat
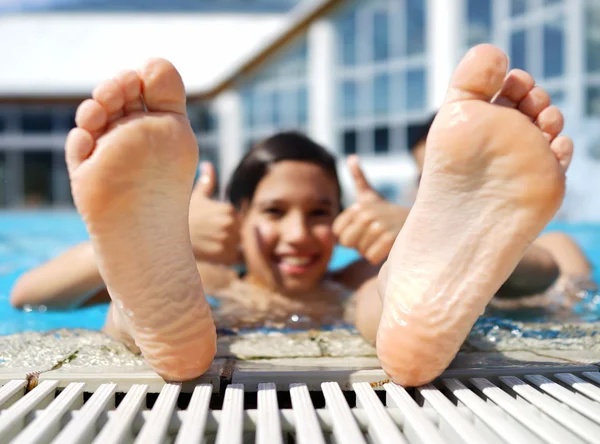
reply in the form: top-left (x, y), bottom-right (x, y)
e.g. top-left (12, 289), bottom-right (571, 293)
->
top-left (215, 383), bottom-right (244, 444)
top-left (442, 378), bottom-right (543, 444)
top-left (0, 380), bottom-right (59, 443)
top-left (91, 384), bottom-right (148, 444)
top-left (501, 376), bottom-right (599, 443)
top-left (51, 383), bottom-right (117, 444)
top-left (384, 383), bottom-right (446, 444)
top-left (583, 372), bottom-right (600, 385)
top-left (322, 381), bottom-right (366, 444)
top-left (0, 380), bottom-right (26, 409)
top-left (418, 383), bottom-right (491, 444)
top-left (353, 382), bottom-right (407, 444)
top-left (174, 384), bottom-right (212, 444)
top-left (289, 383), bottom-right (326, 444)
top-left (524, 374), bottom-right (600, 424)
top-left (134, 383), bottom-right (181, 444)
top-left (555, 373), bottom-right (600, 404)
top-left (471, 377), bottom-right (582, 444)
top-left (12, 382), bottom-right (85, 444)
top-left (257, 382), bottom-right (283, 444)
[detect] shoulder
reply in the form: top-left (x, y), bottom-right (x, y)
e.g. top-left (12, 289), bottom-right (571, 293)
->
top-left (195, 261), bottom-right (241, 294)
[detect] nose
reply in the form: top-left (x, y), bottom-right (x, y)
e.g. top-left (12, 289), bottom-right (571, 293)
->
top-left (281, 211), bottom-right (311, 245)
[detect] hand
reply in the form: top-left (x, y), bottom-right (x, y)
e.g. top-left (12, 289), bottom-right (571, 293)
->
top-left (333, 155), bottom-right (409, 264)
top-left (189, 162), bottom-right (241, 265)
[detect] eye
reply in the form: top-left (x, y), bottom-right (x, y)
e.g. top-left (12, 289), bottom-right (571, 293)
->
top-left (310, 208), bottom-right (331, 218)
top-left (263, 207), bottom-right (284, 218)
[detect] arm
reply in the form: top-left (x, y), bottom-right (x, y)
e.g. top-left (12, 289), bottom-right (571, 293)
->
top-left (10, 241), bottom-right (107, 309)
top-left (497, 231), bottom-right (591, 298)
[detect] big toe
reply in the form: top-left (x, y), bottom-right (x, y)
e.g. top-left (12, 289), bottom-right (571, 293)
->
top-left (138, 58), bottom-right (187, 115)
top-left (445, 44), bottom-right (509, 104)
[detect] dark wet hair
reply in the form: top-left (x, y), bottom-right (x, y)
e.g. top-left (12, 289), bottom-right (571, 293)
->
top-left (407, 113), bottom-right (436, 152)
top-left (226, 131), bottom-right (342, 209)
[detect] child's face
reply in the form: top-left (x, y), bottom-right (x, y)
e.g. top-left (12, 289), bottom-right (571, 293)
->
top-left (240, 161), bottom-right (340, 294)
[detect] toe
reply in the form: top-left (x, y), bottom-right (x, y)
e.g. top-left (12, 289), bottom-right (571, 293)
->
top-left (550, 135), bottom-right (574, 172)
top-left (65, 128), bottom-right (95, 175)
top-left (92, 78), bottom-right (126, 122)
top-left (518, 86), bottom-right (551, 120)
top-left (75, 99), bottom-right (107, 133)
top-left (536, 105), bottom-right (564, 142)
top-left (444, 44), bottom-right (509, 104)
top-left (138, 58), bottom-right (187, 115)
top-left (492, 69), bottom-right (535, 108)
top-left (114, 69), bottom-right (145, 114)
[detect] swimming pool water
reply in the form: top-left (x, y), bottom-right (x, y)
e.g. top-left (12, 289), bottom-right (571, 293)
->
top-left (1, 210), bottom-right (600, 336)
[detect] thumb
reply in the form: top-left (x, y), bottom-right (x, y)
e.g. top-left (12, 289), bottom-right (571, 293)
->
top-left (196, 161), bottom-right (217, 198)
top-left (347, 155), bottom-right (377, 201)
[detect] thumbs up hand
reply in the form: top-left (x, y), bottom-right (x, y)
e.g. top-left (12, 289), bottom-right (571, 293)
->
top-left (189, 162), bottom-right (241, 265)
top-left (333, 155), bottom-right (410, 264)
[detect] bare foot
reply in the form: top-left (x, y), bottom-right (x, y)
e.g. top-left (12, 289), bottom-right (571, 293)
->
top-left (376, 44), bottom-right (573, 386)
top-left (65, 59), bottom-right (216, 381)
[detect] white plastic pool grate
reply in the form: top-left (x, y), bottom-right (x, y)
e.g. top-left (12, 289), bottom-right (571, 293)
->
top-left (2, 370), bottom-right (600, 443)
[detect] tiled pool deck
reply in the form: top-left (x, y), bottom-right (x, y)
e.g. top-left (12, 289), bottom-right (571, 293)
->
top-left (1, 324), bottom-right (599, 393)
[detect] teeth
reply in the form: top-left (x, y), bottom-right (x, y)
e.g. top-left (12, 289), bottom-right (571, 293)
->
top-left (281, 256), bottom-right (312, 266)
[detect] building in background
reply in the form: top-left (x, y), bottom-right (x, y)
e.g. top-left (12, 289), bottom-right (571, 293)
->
top-left (0, 0), bottom-right (598, 211)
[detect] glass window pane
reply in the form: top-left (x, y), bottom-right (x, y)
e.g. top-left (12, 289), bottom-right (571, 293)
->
top-left (406, 0), bottom-right (426, 55)
top-left (587, 86), bottom-right (600, 116)
top-left (510, 30), bottom-right (527, 71)
top-left (341, 80), bottom-right (357, 118)
top-left (343, 130), bottom-right (357, 154)
top-left (21, 111), bottom-right (53, 133)
top-left (391, 70), bottom-right (405, 114)
top-left (338, 9), bottom-right (356, 66)
top-left (0, 152), bottom-right (5, 207)
top-left (586, 0), bottom-right (600, 73)
top-left (242, 90), bottom-right (255, 129)
top-left (406, 68), bottom-right (426, 111)
top-left (271, 90), bottom-right (280, 126)
top-left (544, 0), bottom-right (562, 5)
top-left (374, 127), bottom-right (390, 154)
top-left (511, 0), bottom-right (527, 16)
top-left (297, 86), bottom-right (308, 125)
top-left (373, 10), bottom-right (389, 62)
top-left (0, 114), bottom-right (5, 132)
top-left (467, 0), bottom-right (492, 47)
top-left (549, 90), bottom-right (565, 107)
top-left (23, 151), bottom-right (52, 206)
top-left (254, 90), bottom-right (272, 127)
top-left (373, 74), bottom-right (390, 116)
top-left (543, 17), bottom-right (564, 78)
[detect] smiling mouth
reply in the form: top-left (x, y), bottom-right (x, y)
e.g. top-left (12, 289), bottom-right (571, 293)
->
top-left (275, 255), bottom-right (320, 275)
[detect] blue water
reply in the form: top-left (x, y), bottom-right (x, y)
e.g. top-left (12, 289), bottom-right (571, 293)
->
top-left (1, 211), bottom-right (600, 336)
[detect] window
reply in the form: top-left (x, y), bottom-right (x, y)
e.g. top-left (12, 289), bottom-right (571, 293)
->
top-left (297, 86), bottom-right (308, 126)
top-left (549, 90), bottom-right (565, 107)
top-left (374, 127), bottom-right (390, 154)
top-left (373, 74), bottom-right (390, 116)
top-left (0, 152), bottom-right (5, 207)
top-left (544, 0), bottom-right (562, 5)
top-left (510, 30), bottom-right (527, 71)
top-left (543, 17), bottom-right (564, 78)
top-left (23, 152), bottom-right (52, 206)
top-left (511, 0), bottom-right (527, 17)
top-left (21, 111), bottom-right (53, 133)
top-left (242, 90), bottom-right (255, 129)
top-left (587, 86), bottom-right (600, 116)
top-left (406, 0), bottom-right (426, 55)
top-left (342, 130), bottom-right (358, 155)
top-left (341, 80), bottom-right (358, 118)
top-left (406, 69), bottom-right (426, 111)
top-left (0, 115), bottom-right (5, 133)
top-left (338, 9), bottom-right (357, 66)
top-left (373, 10), bottom-right (389, 62)
top-left (466, 0), bottom-right (492, 47)
top-left (586, 0), bottom-right (600, 73)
